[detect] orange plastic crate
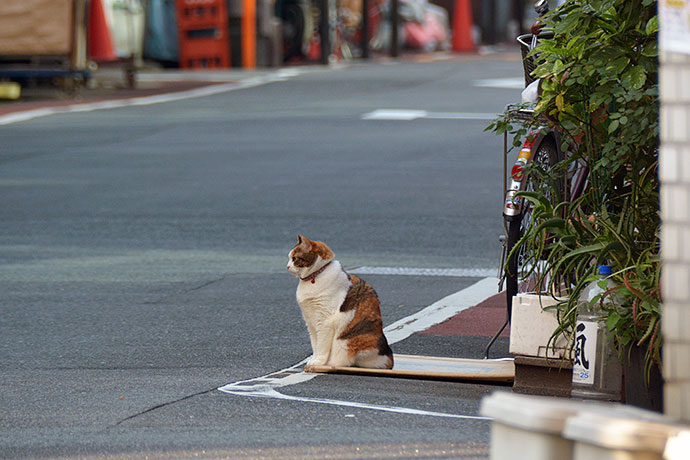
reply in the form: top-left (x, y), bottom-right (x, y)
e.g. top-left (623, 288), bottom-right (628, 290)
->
top-left (176, 0), bottom-right (230, 68)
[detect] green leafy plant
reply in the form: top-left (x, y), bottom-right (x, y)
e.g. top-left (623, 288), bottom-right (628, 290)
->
top-left (488, 0), bottom-right (660, 375)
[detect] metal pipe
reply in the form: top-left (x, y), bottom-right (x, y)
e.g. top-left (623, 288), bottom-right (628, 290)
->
top-left (390, 0), bottom-right (399, 57)
top-left (361, 0), bottom-right (370, 59)
top-left (484, 318), bottom-right (509, 359)
top-left (320, 0), bottom-right (330, 64)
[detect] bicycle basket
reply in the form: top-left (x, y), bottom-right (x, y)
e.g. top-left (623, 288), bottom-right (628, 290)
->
top-left (504, 104), bottom-right (537, 123)
top-left (517, 34), bottom-right (537, 87)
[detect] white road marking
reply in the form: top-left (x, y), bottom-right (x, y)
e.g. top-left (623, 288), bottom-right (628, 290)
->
top-left (350, 266), bottom-right (496, 278)
top-left (236, 386), bottom-right (490, 420)
top-left (424, 112), bottom-right (497, 120)
top-left (0, 70), bottom-right (305, 126)
top-left (362, 109), bottom-right (427, 120)
top-left (135, 67), bottom-right (305, 83)
top-left (218, 276), bottom-right (499, 419)
top-left (361, 109), bottom-right (496, 121)
top-left (473, 77), bottom-right (525, 89)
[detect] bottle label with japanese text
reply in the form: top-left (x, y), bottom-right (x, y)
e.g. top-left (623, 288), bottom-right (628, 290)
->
top-left (572, 320), bottom-right (598, 385)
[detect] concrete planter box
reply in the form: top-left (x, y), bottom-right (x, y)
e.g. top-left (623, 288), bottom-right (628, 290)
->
top-left (509, 294), bottom-right (573, 396)
top-left (509, 294), bottom-right (569, 358)
top-left (480, 392), bottom-right (582, 460)
top-left (480, 392), bottom-right (685, 460)
top-left (565, 412), bottom-right (684, 460)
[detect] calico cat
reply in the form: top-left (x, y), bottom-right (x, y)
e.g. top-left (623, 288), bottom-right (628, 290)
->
top-left (286, 235), bottom-right (394, 372)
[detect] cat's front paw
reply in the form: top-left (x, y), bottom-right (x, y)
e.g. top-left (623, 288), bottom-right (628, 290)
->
top-left (305, 362), bottom-right (327, 373)
top-left (304, 363), bottom-right (319, 373)
top-left (304, 357), bottom-right (327, 373)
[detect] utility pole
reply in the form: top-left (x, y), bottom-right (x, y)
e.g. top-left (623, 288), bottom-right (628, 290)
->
top-left (320, 0), bottom-right (330, 64)
top-left (486, 0), bottom-right (496, 44)
top-left (390, 0), bottom-right (399, 57)
top-left (361, 0), bottom-right (370, 59)
top-left (241, 0), bottom-right (256, 68)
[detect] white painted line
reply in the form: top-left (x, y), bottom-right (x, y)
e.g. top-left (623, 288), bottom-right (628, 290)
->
top-left (0, 70), bottom-right (304, 126)
top-left (221, 359), bottom-right (313, 388)
top-left (361, 109), bottom-right (428, 120)
top-left (237, 387), bottom-right (490, 420)
top-left (425, 112), bottom-right (497, 120)
top-left (473, 77), bottom-right (524, 89)
top-left (136, 69), bottom-right (304, 82)
top-left (0, 81), bottom-right (253, 126)
top-left (218, 276), bottom-right (499, 419)
top-left (361, 109), bottom-right (496, 121)
top-left (350, 266), bottom-right (497, 278)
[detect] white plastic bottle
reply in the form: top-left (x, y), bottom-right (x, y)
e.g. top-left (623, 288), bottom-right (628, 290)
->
top-left (571, 265), bottom-right (623, 401)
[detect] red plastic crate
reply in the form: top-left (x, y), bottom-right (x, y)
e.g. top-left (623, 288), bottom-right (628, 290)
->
top-left (176, 0), bottom-right (230, 68)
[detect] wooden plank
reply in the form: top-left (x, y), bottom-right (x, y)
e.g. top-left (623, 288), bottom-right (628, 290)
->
top-left (309, 354), bottom-right (515, 383)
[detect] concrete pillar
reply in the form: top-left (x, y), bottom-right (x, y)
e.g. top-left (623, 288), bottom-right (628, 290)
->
top-left (660, 48), bottom-right (690, 421)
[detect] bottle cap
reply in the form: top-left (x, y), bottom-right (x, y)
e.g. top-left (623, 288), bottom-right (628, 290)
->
top-left (598, 265), bottom-right (612, 276)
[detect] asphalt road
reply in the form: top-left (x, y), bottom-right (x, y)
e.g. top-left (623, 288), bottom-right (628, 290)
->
top-left (1, 54), bottom-right (522, 459)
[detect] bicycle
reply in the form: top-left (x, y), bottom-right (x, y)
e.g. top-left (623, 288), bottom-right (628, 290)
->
top-left (485, 0), bottom-right (590, 358)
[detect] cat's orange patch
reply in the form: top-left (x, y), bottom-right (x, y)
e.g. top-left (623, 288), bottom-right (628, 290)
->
top-left (289, 242), bottom-right (317, 268)
top-left (294, 235), bottom-right (334, 264)
top-left (346, 334), bottom-right (382, 357)
top-left (309, 240), bottom-right (334, 261)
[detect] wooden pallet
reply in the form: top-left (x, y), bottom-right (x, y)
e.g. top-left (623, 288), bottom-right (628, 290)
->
top-left (308, 354), bottom-right (515, 383)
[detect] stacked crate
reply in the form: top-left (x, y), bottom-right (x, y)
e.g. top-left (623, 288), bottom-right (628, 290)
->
top-left (176, 0), bottom-right (230, 68)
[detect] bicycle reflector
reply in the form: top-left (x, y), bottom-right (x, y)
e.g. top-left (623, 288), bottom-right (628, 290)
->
top-left (511, 137), bottom-right (536, 181)
top-left (511, 163), bottom-right (525, 181)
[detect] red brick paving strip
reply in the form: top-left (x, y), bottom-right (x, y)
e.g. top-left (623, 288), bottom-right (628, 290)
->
top-left (420, 292), bottom-right (510, 338)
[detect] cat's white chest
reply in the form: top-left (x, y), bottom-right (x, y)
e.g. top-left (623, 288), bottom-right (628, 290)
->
top-left (296, 262), bottom-right (349, 320)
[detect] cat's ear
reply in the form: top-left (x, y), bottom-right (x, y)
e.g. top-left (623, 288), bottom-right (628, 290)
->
top-left (297, 234), bottom-right (310, 246)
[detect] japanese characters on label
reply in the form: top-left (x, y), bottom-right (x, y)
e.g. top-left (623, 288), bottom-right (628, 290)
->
top-left (573, 321), bottom-right (598, 385)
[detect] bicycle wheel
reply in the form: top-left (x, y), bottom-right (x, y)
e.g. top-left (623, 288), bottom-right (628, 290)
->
top-left (504, 136), bottom-right (561, 314)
